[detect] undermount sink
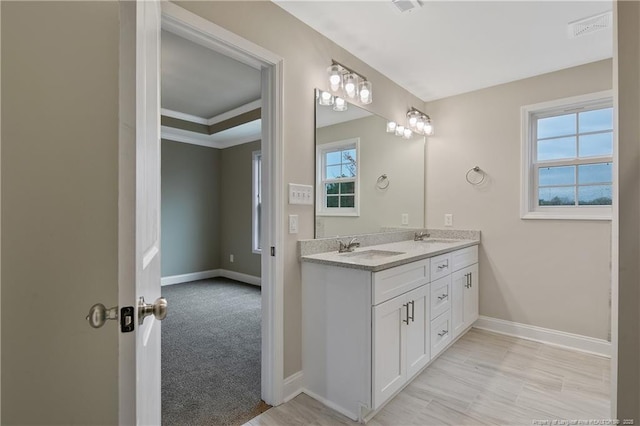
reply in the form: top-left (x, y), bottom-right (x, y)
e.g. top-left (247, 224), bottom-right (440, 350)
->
top-left (340, 250), bottom-right (405, 260)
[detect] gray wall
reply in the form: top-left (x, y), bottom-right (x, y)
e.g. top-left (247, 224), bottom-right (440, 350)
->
top-left (1, 2), bottom-right (119, 423)
top-left (220, 140), bottom-right (262, 277)
top-left (161, 140), bottom-right (261, 279)
top-left (161, 140), bottom-right (221, 277)
top-left (425, 60), bottom-right (612, 340)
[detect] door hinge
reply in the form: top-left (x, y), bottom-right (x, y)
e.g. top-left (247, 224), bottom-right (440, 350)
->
top-left (120, 306), bottom-right (135, 333)
top-left (270, 246), bottom-right (276, 257)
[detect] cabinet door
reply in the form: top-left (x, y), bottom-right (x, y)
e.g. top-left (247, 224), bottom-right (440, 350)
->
top-left (451, 268), bottom-right (466, 339)
top-left (405, 285), bottom-right (430, 379)
top-left (464, 263), bottom-right (479, 329)
top-left (372, 294), bottom-right (407, 409)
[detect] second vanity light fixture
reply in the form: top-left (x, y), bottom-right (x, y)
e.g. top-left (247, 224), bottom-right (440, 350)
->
top-left (386, 107), bottom-right (434, 139)
top-left (327, 59), bottom-right (373, 105)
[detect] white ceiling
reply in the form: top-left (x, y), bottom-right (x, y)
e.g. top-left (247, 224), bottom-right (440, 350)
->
top-left (161, 30), bottom-right (261, 119)
top-left (316, 102), bottom-right (373, 127)
top-left (275, 1), bottom-right (613, 102)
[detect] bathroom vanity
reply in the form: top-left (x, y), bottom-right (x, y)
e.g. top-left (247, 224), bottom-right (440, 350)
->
top-left (300, 236), bottom-right (480, 422)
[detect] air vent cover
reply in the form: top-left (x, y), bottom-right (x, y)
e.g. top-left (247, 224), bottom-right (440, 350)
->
top-left (391, 0), bottom-right (423, 14)
top-left (568, 11), bottom-right (612, 39)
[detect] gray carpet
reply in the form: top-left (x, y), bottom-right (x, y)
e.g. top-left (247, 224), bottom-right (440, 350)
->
top-left (161, 278), bottom-right (268, 426)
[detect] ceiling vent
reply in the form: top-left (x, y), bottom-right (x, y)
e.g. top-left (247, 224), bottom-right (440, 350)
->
top-left (568, 11), bottom-right (612, 39)
top-left (390, 0), bottom-right (424, 14)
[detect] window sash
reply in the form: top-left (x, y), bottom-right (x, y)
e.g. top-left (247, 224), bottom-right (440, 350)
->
top-left (316, 138), bottom-right (360, 217)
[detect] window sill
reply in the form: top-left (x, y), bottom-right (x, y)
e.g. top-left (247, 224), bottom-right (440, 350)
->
top-left (521, 210), bottom-right (612, 221)
top-left (316, 211), bottom-right (360, 217)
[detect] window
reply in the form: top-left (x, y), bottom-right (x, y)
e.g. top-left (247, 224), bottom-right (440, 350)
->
top-left (521, 91), bottom-right (613, 220)
top-left (316, 138), bottom-right (360, 216)
top-left (252, 151), bottom-right (262, 253)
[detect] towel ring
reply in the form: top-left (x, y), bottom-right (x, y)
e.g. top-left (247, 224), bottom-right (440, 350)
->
top-left (376, 174), bottom-right (390, 189)
top-left (465, 166), bottom-right (486, 185)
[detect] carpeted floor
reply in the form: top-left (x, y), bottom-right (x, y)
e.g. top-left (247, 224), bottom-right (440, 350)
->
top-left (161, 278), bottom-right (270, 426)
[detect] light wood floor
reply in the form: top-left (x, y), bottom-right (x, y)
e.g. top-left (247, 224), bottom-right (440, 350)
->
top-left (246, 328), bottom-right (611, 425)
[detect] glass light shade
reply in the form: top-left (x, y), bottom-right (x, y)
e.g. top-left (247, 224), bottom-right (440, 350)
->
top-left (359, 80), bottom-right (372, 104)
top-left (407, 110), bottom-right (420, 129)
top-left (333, 96), bottom-right (348, 112)
top-left (318, 90), bottom-right (334, 106)
top-left (343, 73), bottom-right (358, 99)
top-left (416, 118), bottom-right (425, 132)
top-left (403, 128), bottom-right (413, 139)
top-left (386, 121), bottom-right (397, 133)
top-left (327, 65), bottom-right (342, 92)
top-left (395, 125), bottom-right (405, 137)
top-left (424, 120), bottom-right (434, 136)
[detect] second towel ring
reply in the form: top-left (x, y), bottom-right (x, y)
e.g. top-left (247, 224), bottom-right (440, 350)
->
top-left (465, 166), bottom-right (486, 185)
top-left (376, 174), bottom-right (390, 189)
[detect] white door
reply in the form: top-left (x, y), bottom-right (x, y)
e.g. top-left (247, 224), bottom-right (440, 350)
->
top-left (405, 285), bottom-right (430, 379)
top-left (463, 264), bottom-right (479, 329)
top-left (135, 1), bottom-right (163, 424)
top-left (372, 295), bottom-right (407, 409)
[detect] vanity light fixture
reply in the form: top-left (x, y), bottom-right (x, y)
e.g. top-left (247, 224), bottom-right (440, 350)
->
top-left (333, 96), bottom-right (348, 112)
top-left (326, 59), bottom-right (373, 105)
top-left (406, 107), bottom-right (434, 136)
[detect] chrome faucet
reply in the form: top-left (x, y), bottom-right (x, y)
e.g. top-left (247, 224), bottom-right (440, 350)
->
top-left (414, 231), bottom-right (430, 241)
top-left (338, 237), bottom-right (360, 253)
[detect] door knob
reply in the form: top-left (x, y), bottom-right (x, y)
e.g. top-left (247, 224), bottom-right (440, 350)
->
top-left (138, 296), bottom-right (168, 325)
top-left (86, 303), bottom-right (118, 328)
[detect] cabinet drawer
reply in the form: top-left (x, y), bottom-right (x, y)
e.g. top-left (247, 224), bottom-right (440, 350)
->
top-left (373, 259), bottom-right (430, 305)
top-left (430, 310), bottom-right (452, 359)
top-left (430, 253), bottom-right (451, 281)
top-left (451, 245), bottom-right (478, 272)
top-left (430, 275), bottom-right (451, 320)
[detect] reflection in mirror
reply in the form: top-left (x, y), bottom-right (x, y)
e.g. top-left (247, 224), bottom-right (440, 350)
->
top-left (315, 90), bottom-right (425, 238)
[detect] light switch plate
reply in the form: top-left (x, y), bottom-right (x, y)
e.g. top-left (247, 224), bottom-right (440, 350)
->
top-left (289, 183), bottom-right (313, 205)
top-left (289, 214), bottom-right (299, 234)
top-left (401, 213), bottom-right (409, 225)
top-left (444, 213), bottom-right (453, 227)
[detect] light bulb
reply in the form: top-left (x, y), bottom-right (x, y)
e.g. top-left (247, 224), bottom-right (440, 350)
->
top-left (343, 73), bottom-right (357, 98)
top-left (386, 121), bottom-right (397, 133)
top-left (327, 65), bottom-right (342, 92)
top-left (403, 128), bottom-right (412, 139)
top-left (416, 119), bottom-right (425, 131)
top-left (318, 90), bottom-right (334, 106)
top-left (359, 80), bottom-right (372, 104)
top-left (409, 116), bottom-right (418, 128)
top-left (424, 121), bottom-right (434, 136)
top-left (333, 96), bottom-right (348, 112)
top-left (395, 125), bottom-right (405, 137)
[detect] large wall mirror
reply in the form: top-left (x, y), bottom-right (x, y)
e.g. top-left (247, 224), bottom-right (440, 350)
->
top-left (315, 90), bottom-right (425, 238)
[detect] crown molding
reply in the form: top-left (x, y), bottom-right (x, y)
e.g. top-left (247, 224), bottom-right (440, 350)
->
top-left (160, 108), bottom-right (209, 125)
top-left (160, 125), bottom-right (261, 149)
top-left (206, 99), bottom-right (261, 126)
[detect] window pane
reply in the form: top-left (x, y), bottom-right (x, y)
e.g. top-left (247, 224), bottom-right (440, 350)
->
top-left (539, 166), bottom-right (575, 186)
top-left (326, 165), bottom-right (343, 179)
top-left (579, 108), bottom-right (613, 133)
top-left (326, 196), bottom-right (339, 207)
top-left (340, 196), bottom-right (355, 208)
top-left (340, 182), bottom-right (354, 194)
top-left (341, 163), bottom-right (356, 178)
top-left (578, 185), bottom-right (612, 205)
top-left (325, 151), bottom-right (342, 165)
top-left (537, 137), bottom-right (576, 161)
top-left (578, 163), bottom-right (612, 185)
top-left (579, 133), bottom-right (613, 158)
top-left (326, 183), bottom-right (339, 195)
top-left (537, 114), bottom-right (576, 139)
top-left (538, 187), bottom-right (575, 206)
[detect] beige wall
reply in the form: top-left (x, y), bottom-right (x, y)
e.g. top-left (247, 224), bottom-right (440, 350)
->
top-left (615, 0), bottom-right (640, 420)
top-left (425, 60), bottom-right (613, 340)
top-left (174, 1), bottom-right (424, 377)
top-left (1, 2), bottom-right (119, 424)
top-left (220, 140), bottom-right (262, 277)
top-left (315, 115), bottom-right (425, 237)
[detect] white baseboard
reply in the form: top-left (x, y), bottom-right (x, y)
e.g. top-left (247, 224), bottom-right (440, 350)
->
top-left (283, 371), bottom-right (304, 403)
top-left (161, 269), bottom-right (220, 286)
top-left (161, 269), bottom-right (261, 287)
top-left (474, 315), bottom-right (611, 358)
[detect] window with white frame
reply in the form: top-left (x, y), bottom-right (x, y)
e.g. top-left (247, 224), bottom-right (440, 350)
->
top-left (252, 151), bottom-right (262, 253)
top-left (521, 91), bottom-right (613, 220)
top-left (316, 138), bottom-right (360, 216)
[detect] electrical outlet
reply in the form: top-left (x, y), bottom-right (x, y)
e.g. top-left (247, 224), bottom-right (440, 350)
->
top-left (289, 214), bottom-right (299, 234)
top-left (401, 213), bottom-right (409, 225)
top-left (230, 254), bottom-right (234, 263)
top-left (444, 214), bottom-right (453, 227)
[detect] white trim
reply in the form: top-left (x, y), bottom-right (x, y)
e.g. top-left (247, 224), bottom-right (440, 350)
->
top-left (316, 138), bottom-right (360, 217)
top-left (474, 316), bottom-right (611, 357)
top-left (252, 150), bottom-right (262, 254)
top-left (207, 99), bottom-right (261, 126)
top-left (160, 124), bottom-right (261, 150)
top-left (160, 108), bottom-right (208, 125)
top-left (283, 371), bottom-right (304, 402)
top-left (161, 269), bottom-right (262, 287)
top-left (160, 2), bottom-right (285, 407)
top-left (160, 269), bottom-right (220, 286)
top-left (520, 90), bottom-right (614, 220)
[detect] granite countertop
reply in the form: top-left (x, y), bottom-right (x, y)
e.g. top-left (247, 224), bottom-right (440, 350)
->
top-left (300, 238), bottom-right (480, 272)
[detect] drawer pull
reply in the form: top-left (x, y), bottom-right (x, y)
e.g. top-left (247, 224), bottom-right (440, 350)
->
top-left (409, 300), bottom-right (415, 323)
top-left (437, 262), bottom-right (449, 270)
top-left (465, 273), bottom-right (470, 288)
top-left (402, 303), bottom-right (410, 325)
top-left (437, 294), bottom-right (448, 301)
top-left (438, 330), bottom-right (448, 337)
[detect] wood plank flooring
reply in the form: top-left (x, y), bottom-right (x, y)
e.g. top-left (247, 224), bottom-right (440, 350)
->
top-left (246, 328), bottom-right (611, 425)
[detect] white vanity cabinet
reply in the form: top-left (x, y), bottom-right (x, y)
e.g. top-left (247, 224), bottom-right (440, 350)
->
top-left (451, 246), bottom-right (479, 339)
top-left (301, 242), bottom-right (479, 422)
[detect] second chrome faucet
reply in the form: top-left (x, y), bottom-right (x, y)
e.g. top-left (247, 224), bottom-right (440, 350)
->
top-left (338, 237), bottom-right (360, 253)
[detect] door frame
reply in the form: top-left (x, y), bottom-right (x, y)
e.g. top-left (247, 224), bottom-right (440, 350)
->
top-left (118, 2), bottom-right (285, 423)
